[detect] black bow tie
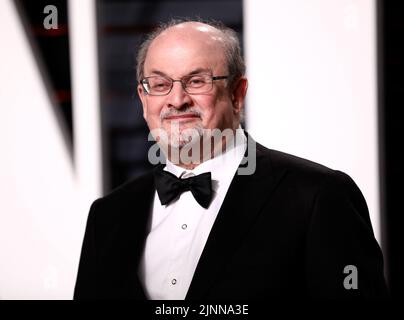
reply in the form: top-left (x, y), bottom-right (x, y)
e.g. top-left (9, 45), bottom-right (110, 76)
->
top-left (153, 167), bottom-right (213, 209)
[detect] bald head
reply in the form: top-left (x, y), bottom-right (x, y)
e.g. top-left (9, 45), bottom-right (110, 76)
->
top-left (157, 21), bottom-right (226, 41)
top-left (148, 22), bottom-right (226, 60)
top-left (144, 22), bottom-right (227, 80)
top-left (136, 19), bottom-right (245, 85)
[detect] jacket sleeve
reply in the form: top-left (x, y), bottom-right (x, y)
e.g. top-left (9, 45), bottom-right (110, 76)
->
top-left (305, 170), bottom-right (389, 299)
top-left (73, 200), bottom-right (98, 300)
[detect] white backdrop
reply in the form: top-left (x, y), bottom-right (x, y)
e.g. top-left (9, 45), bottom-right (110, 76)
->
top-left (244, 0), bottom-right (380, 242)
top-left (0, 0), bottom-right (101, 299)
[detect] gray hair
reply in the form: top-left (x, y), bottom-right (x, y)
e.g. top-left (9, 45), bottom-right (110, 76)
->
top-left (136, 18), bottom-right (246, 87)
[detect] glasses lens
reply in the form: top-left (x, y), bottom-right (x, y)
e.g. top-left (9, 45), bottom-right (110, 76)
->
top-left (142, 74), bottom-right (215, 95)
top-left (184, 74), bottom-right (212, 93)
top-left (144, 76), bottom-right (172, 95)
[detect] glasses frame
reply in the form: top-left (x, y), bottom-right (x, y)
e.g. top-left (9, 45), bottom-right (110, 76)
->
top-left (140, 73), bottom-right (229, 96)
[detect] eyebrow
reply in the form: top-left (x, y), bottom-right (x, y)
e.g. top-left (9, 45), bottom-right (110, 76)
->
top-left (149, 68), bottom-right (212, 78)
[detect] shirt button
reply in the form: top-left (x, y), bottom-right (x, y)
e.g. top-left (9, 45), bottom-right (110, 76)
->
top-left (171, 279), bottom-right (177, 285)
top-left (181, 224), bottom-right (187, 230)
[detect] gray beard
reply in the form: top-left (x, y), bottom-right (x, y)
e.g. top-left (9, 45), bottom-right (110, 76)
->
top-left (164, 124), bottom-right (204, 149)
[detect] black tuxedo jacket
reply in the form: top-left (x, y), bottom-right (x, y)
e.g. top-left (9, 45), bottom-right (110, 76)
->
top-left (74, 139), bottom-right (388, 300)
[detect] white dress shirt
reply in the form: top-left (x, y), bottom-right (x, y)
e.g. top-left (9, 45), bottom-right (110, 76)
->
top-left (138, 129), bottom-right (247, 300)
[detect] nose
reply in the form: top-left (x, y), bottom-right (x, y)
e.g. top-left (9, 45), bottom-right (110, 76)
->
top-left (166, 81), bottom-right (192, 110)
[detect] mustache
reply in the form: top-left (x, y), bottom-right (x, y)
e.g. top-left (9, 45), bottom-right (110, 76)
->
top-left (160, 107), bottom-right (202, 120)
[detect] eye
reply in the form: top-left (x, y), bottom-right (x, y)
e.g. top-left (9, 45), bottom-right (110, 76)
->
top-left (150, 77), bottom-right (171, 91)
top-left (187, 75), bottom-right (208, 87)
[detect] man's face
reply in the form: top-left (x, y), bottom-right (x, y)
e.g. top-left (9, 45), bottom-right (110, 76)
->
top-left (137, 22), bottom-right (246, 149)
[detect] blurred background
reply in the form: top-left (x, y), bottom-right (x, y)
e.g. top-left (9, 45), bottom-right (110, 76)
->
top-left (0, 0), bottom-right (402, 299)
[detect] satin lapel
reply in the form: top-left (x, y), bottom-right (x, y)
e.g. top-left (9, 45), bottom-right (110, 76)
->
top-left (117, 172), bottom-right (155, 299)
top-left (185, 142), bottom-right (287, 300)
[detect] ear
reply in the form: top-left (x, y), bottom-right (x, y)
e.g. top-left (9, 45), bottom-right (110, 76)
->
top-left (137, 83), bottom-right (148, 119)
top-left (230, 77), bottom-right (248, 115)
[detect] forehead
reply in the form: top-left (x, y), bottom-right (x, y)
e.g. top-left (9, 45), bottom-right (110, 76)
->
top-left (144, 23), bottom-right (227, 76)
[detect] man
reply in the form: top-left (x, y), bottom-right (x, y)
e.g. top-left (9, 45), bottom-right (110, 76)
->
top-left (74, 19), bottom-right (388, 299)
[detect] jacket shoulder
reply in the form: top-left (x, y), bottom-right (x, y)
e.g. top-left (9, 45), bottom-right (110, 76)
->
top-left (88, 169), bottom-right (155, 221)
top-left (103, 170), bottom-right (154, 200)
top-left (255, 142), bottom-right (362, 200)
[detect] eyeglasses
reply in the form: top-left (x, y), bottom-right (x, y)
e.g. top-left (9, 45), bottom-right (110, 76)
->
top-left (140, 73), bottom-right (229, 96)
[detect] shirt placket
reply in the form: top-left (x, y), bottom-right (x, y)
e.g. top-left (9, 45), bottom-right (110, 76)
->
top-left (164, 190), bottom-right (200, 299)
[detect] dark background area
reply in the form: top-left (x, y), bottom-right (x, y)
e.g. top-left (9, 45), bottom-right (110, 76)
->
top-left (378, 0), bottom-right (404, 300)
top-left (15, 0), bottom-right (403, 299)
